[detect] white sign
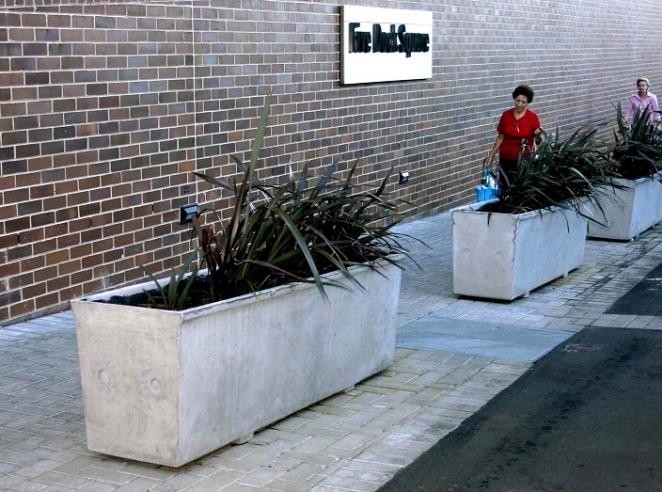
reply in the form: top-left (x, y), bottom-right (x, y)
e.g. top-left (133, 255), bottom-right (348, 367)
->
top-left (341, 6), bottom-right (433, 85)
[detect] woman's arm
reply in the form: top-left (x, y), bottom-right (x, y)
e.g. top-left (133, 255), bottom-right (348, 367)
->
top-left (486, 134), bottom-right (504, 166)
top-left (650, 95), bottom-right (660, 123)
top-left (625, 96), bottom-right (636, 125)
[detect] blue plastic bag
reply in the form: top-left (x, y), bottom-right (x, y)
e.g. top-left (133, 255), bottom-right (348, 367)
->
top-left (476, 162), bottom-right (499, 202)
top-left (476, 186), bottom-right (499, 202)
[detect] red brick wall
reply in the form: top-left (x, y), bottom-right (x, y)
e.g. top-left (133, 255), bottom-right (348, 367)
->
top-left (1, 0), bottom-right (661, 325)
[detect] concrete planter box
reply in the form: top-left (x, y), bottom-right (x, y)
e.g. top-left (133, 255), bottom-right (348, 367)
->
top-left (588, 174), bottom-right (662, 241)
top-left (451, 202), bottom-right (587, 300)
top-left (71, 260), bottom-right (401, 467)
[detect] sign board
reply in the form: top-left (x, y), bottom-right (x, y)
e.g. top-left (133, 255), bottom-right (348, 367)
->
top-left (340, 6), bottom-right (433, 85)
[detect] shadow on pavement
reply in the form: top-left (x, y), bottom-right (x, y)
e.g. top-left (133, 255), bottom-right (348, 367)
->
top-left (378, 327), bottom-right (662, 492)
top-left (606, 261), bottom-right (662, 316)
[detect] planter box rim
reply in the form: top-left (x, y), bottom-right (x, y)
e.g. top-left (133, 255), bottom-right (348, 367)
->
top-left (611, 172), bottom-right (662, 185)
top-left (72, 255), bottom-right (402, 321)
top-left (451, 200), bottom-right (586, 219)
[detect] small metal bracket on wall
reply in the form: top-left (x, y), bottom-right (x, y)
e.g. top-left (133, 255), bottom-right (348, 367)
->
top-left (180, 203), bottom-right (198, 224)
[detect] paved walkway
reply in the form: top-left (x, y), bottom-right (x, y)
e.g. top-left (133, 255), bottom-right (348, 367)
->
top-left (1, 212), bottom-right (662, 492)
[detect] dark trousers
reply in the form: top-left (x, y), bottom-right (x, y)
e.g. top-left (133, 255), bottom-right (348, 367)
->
top-left (498, 158), bottom-right (518, 189)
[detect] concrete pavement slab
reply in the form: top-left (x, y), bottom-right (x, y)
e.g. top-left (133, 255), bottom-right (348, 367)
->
top-left (396, 316), bottom-right (573, 362)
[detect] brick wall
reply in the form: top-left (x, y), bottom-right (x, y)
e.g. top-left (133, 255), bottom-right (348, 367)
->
top-left (1, 0), bottom-right (661, 325)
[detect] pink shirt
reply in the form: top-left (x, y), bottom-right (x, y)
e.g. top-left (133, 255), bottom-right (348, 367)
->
top-left (625, 92), bottom-right (660, 124)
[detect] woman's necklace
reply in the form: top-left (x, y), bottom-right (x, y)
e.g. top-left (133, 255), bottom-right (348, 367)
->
top-left (514, 109), bottom-right (526, 133)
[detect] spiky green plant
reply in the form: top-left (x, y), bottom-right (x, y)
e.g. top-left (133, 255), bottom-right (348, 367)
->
top-left (612, 102), bottom-right (662, 180)
top-left (145, 93), bottom-right (417, 309)
top-left (487, 125), bottom-right (624, 221)
top-left (141, 250), bottom-right (199, 310)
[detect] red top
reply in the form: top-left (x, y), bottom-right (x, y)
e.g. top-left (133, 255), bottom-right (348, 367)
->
top-left (496, 108), bottom-right (541, 161)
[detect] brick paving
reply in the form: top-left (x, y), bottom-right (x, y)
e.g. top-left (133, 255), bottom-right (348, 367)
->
top-left (1, 212), bottom-right (661, 491)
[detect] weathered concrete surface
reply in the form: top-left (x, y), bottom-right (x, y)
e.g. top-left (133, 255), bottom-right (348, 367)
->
top-left (72, 261), bottom-right (401, 467)
top-left (452, 203), bottom-right (587, 300)
top-left (588, 174), bottom-right (662, 241)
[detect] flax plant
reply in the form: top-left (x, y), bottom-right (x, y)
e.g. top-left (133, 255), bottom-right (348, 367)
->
top-left (487, 125), bottom-right (624, 222)
top-left (144, 93), bottom-right (416, 309)
top-left (612, 102), bottom-right (662, 180)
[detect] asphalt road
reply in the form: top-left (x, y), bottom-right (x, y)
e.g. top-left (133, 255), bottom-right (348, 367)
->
top-left (377, 327), bottom-right (662, 492)
top-left (606, 261), bottom-right (662, 316)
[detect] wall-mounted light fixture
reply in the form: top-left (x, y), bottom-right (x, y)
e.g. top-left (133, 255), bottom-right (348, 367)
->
top-left (180, 203), bottom-right (198, 224)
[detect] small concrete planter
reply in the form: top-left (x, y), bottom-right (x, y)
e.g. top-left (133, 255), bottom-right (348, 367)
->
top-left (71, 260), bottom-right (401, 467)
top-left (588, 173), bottom-right (662, 241)
top-left (451, 202), bottom-right (587, 300)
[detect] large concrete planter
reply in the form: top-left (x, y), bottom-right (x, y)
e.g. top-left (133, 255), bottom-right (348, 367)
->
top-left (452, 202), bottom-right (587, 300)
top-left (587, 174), bottom-right (662, 241)
top-left (71, 260), bottom-right (401, 467)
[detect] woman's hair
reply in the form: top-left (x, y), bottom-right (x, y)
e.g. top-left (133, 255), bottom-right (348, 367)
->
top-left (512, 85), bottom-right (535, 103)
top-left (637, 77), bottom-right (650, 89)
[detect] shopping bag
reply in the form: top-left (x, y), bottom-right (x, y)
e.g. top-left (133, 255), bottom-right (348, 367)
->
top-left (476, 186), bottom-right (499, 202)
top-left (476, 159), bottom-right (499, 202)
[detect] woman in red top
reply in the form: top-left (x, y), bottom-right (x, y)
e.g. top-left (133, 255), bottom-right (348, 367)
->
top-left (486, 85), bottom-right (542, 188)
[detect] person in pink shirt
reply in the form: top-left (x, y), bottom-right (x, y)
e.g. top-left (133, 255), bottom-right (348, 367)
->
top-left (486, 85), bottom-right (542, 188)
top-left (625, 77), bottom-right (660, 125)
